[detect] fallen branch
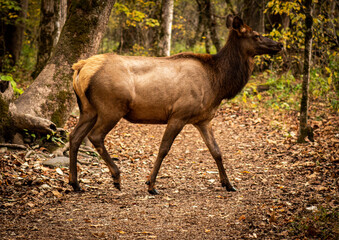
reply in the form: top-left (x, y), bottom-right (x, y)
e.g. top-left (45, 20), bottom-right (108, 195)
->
top-left (0, 143), bottom-right (27, 150)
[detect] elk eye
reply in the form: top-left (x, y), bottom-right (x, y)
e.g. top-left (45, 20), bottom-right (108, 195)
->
top-left (255, 35), bottom-right (260, 39)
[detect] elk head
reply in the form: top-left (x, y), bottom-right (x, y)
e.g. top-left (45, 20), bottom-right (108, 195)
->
top-left (226, 15), bottom-right (283, 57)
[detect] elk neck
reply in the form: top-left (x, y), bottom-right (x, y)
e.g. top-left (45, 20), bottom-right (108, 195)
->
top-left (212, 30), bottom-right (254, 101)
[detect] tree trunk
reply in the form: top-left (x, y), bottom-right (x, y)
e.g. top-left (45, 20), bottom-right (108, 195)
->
top-left (297, 0), bottom-right (314, 143)
top-left (158, 0), bottom-right (174, 56)
top-left (0, 0), bottom-right (28, 68)
top-left (204, 0), bottom-right (221, 52)
top-left (188, 1), bottom-right (204, 48)
top-left (224, 0), bottom-right (236, 15)
top-left (8, 0), bottom-right (116, 137)
top-left (241, 0), bottom-right (266, 33)
top-left (0, 81), bottom-right (15, 142)
top-left (32, 0), bottom-right (67, 78)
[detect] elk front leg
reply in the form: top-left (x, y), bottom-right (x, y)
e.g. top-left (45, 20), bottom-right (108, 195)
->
top-left (146, 119), bottom-right (186, 194)
top-left (194, 122), bottom-right (236, 192)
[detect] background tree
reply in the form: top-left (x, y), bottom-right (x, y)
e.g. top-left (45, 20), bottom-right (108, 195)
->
top-left (297, 0), bottom-right (314, 143)
top-left (110, 1), bottom-right (160, 55)
top-left (0, 0), bottom-right (28, 70)
top-left (0, 0), bottom-right (116, 141)
top-left (0, 0), bottom-right (338, 144)
top-left (188, 0), bottom-right (222, 53)
top-left (157, 0), bottom-right (174, 56)
top-left (31, 0), bottom-right (67, 78)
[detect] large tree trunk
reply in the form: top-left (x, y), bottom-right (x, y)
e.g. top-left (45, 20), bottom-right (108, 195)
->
top-left (190, 0), bottom-right (220, 52)
top-left (0, 0), bottom-right (28, 68)
top-left (204, 0), bottom-right (221, 52)
top-left (31, 0), bottom-right (67, 78)
top-left (297, 0), bottom-right (314, 143)
top-left (157, 0), bottom-right (174, 57)
top-left (8, 0), bottom-right (116, 136)
top-left (188, 1), bottom-right (204, 48)
top-left (241, 0), bottom-right (266, 33)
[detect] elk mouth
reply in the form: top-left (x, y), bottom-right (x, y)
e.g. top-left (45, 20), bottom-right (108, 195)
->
top-left (258, 42), bottom-right (283, 55)
top-left (272, 43), bottom-right (284, 54)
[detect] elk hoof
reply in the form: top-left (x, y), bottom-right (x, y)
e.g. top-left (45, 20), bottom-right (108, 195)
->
top-left (148, 188), bottom-right (159, 195)
top-left (222, 183), bottom-right (237, 192)
top-left (226, 186), bottom-right (237, 192)
top-left (145, 181), bottom-right (159, 195)
top-left (114, 182), bottom-right (121, 191)
top-left (70, 182), bottom-right (84, 192)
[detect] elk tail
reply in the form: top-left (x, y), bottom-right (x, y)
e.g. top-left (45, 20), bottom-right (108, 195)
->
top-left (72, 60), bottom-right (90, 114)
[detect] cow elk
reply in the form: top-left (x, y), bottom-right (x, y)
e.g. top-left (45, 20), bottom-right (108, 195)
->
top-left (69, 15), bottom-right (283, 194)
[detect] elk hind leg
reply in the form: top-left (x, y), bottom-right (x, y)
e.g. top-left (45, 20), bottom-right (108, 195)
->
top-left (87, 114), bottom-right (122, 190)
top-left (69, 111), bottom-right (97, 191)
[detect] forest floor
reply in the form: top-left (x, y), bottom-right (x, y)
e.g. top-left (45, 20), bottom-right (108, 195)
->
top-left (0, 101), bottom-right (338, 239)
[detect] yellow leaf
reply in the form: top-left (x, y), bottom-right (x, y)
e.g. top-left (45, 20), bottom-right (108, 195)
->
top-left (205, 229), bottom-right (211, 233)
top-left (328, 77), bottom-right (332, 85)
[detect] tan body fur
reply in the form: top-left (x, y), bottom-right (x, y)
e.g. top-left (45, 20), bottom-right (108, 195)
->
top-left (73, 54), bottom-right (218, 124)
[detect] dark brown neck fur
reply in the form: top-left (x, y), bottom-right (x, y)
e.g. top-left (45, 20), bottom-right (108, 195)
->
top-left (213, 29), bottom-right (254, 100)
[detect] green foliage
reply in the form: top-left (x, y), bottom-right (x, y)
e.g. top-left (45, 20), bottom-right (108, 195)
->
top-left (171, 41), bottom-right (217, 55)
top-left (114, 2), bottom-right (159, 28)
top-left (0, 0), bottom-right (21, 24)
top-left (263, 0), bottom-right (338, 74)
top-left (23, 129), bottom-right (66, 150)
top-left (288, 206), bottom-right (338, 239)
top-left (44, 131), bottom-right (65, 146)
top-left (265, 71), bottom-right (301, 111)
top-left (233, 71), bottom-right (301, 111)
top-left (234, 67), bottom-right (338, 113)
top-left (310, 67), bottom-right (339, 112)
top-left (0, 74), bottom-right (24, 95)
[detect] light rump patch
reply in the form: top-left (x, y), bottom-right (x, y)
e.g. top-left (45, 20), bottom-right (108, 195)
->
top-left (72, 54), bottom-right (107, 99)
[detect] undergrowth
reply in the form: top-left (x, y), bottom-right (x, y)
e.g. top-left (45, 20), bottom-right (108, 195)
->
top-left (233, 68), bottom-right (339, 113)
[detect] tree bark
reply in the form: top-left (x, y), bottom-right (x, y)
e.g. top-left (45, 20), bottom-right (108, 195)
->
top-left (0, 0), bottom-right (28, 68)
top-left (0, 81), bottom-right (15, 142)
top-left (241, 0), bottom-right (266, 33)
top-left (158, 0), bottom-right (174, 56)
top-left (224, 0), bottom-right (236, 15)
top-left (8, 0), bottom-right (116, 136)
top-left (188, 1), bottom-right (204, 48)
top-left (32, 0), bottom-right (67, 78)
top-left (191, 0), bottom-right (220, 52)
top-left (204, 0), bottom-right (221, 52)
top-left (297, 0), bottom-right (314, 143)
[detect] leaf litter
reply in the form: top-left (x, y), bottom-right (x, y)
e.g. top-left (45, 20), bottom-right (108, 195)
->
top-left (0, 103), bottom-right (338, 239)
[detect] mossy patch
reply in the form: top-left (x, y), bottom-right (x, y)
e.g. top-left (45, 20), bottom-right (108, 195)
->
top-left (49, 90), bottom-right (74, 127)
top-left (0, 95), bottom-right (15, 141)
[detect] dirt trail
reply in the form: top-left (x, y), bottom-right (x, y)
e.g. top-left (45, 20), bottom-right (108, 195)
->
top-left (1, 105), bottom-right (338, 239)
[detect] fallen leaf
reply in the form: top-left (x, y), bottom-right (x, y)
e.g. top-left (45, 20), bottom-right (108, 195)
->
top-left (52, 190), bottom-right (62, 198)
top-left (55, 168), bottom-right (63, 175)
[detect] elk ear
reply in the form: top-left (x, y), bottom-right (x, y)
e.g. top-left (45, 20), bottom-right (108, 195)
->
top-left (226, 14), bottom-right (234, 29)
top-left (232, 16), bottom-right (244, 30)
